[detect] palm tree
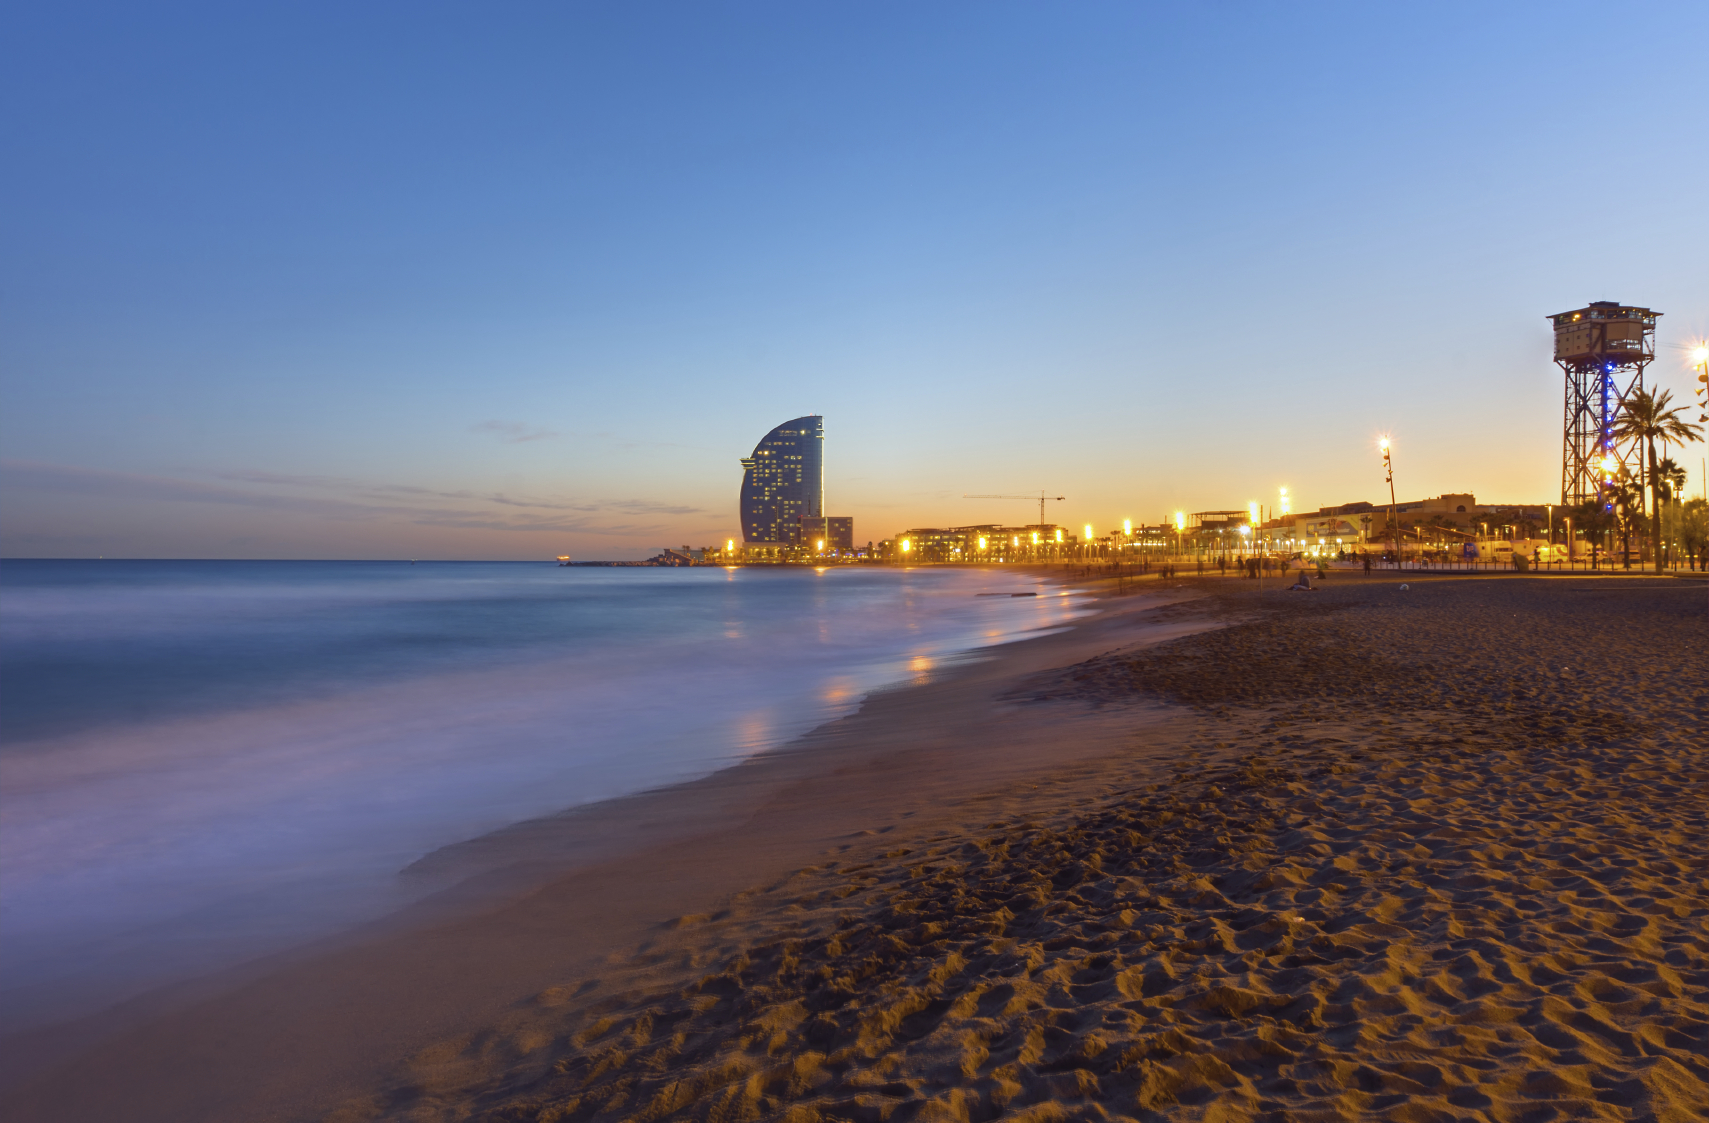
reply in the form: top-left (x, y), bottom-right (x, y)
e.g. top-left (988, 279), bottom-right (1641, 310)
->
top-left (1654, 458), bottom-right (1691, 567)
top-left (1655, 456), bottom-right (1688, 502)
top-left (1569, 499), bottom-right (1618, 568)
top-left (1680, 498), bottom-right (1709, 571)
top-left (1611, 480), bottom-right (1647, 569)
top-left (1610, 388), bottom-right (1704, 570)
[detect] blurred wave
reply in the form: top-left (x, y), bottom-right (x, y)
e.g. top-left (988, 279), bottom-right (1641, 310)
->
top-left (0, 560), bottom-right (1089, 1030)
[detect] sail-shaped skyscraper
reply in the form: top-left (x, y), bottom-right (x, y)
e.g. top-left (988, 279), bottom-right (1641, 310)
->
top-left (739, 415), bottom-right (823, 545)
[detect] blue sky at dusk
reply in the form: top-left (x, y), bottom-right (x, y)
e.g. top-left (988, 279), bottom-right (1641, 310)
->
top-left (3, 1), bottom-right (1705, 558)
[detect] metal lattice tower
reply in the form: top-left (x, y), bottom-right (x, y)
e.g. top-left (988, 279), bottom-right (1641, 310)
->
top-left (1548, 301), bottom-right (1660, 507)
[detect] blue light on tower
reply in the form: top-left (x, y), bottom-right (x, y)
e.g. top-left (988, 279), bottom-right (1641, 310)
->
top-left (1601, 370), bottom-right (1611, 451)
top-left (1550, 302), bottom-right (1659, 508)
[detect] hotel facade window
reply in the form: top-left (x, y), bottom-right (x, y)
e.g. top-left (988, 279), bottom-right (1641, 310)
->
top-left (740, 415), bottom-right (824, 545)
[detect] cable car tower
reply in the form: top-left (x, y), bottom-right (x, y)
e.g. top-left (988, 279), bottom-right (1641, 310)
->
top-left (1548, 301), bottom-right (1659, 507)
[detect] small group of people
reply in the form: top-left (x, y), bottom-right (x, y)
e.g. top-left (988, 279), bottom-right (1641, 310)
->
top-left (1232, 555), bottom-right (1280, 579)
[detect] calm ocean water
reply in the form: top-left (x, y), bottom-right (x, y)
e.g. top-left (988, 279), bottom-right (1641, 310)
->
top-left (0, 560), bottom-right (1089, 1030)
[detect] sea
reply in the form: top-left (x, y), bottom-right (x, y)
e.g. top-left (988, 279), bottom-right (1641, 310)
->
top-left (0, 560), bottom-right (1091, 1032)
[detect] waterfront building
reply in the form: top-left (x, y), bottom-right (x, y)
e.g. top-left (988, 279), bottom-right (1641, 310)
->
top-left (800, 516), bottom-right (855, 552)
top-left (736, 416), bottom-right (858, 558)
top-left (880, 525), bottom-right (1067, 562)
top-left (1251, 495), bottom-right (1555, 558)
top-left (740, 415), bottom-right (823, 546)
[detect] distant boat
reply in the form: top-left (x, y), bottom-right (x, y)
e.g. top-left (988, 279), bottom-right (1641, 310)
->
top-left (557, 556), bottom-right (573, 567)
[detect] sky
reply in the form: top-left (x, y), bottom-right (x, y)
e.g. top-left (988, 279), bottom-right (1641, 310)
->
top-left (2, 1), bottom-right (1706, 560)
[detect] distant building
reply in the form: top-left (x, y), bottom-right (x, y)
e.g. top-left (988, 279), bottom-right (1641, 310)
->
top-left (879, 525), bottom-right (1068, 561)
top-left (800, 515), bottom-right (854, 552)
top-left (738, 416), bottom-right (855, 557)
top-left (740, 415), bottom-right (824, 545)
top-left (1250, 494), bottom-right (1552, 556)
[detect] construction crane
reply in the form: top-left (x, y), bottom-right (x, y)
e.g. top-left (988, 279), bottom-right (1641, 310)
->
top-left (963, 491), bottom-right (1066, 526)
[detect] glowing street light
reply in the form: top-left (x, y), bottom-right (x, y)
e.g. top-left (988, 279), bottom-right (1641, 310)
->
top-left (1688, 342), bottom-right (1707, 422)
top-left (1381, 437), bottom-right (1399, 569)
top-left (1174, 511), bottom-right (1185, 531)
top-left (900, 539), bottom-right (911, 553)
top-left (978, 536), bottom-right (987, 550)
top-left (1123, 518), bottom-right (1132, 536)
top-left (1084, 524), bottom-right (1093, 541)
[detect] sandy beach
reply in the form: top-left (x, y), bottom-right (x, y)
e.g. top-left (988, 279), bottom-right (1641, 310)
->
top-left (7, 571), bottom-right (1707, 1122)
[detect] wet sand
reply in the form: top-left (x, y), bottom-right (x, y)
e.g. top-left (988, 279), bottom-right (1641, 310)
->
top-left (305, 572), bottom-right (1706, 1123)
top-left (1, 578), bottom-right (1218, 1123)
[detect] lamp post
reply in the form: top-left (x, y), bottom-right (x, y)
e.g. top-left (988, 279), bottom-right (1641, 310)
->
top-left (1692, 343), bottom-right (1708, 423)
top-left (1380, 438), bottom-right (1400, 569)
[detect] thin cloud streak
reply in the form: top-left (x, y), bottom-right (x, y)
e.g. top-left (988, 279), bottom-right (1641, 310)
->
top-left (471, 420), bottom-right (558, 444)
top-left (213, 468), bottom-right (704, 517)
top-left (2, 460), bottom-right (705, 538)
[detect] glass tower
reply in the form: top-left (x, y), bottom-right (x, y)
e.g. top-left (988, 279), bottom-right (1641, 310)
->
top-left (740, 415), bottom-right (823, 544)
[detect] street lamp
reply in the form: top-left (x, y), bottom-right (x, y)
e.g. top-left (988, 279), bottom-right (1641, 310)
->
top-left (1380, 437), bottom-right (1400, 569)
top-left (1692, 343), bottom-right (1708, 422)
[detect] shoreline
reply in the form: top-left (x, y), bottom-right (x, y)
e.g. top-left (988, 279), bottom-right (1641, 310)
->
top-left (2, 577), bottom-right (1221, 1122)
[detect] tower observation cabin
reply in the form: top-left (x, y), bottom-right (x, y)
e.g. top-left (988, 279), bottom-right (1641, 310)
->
top-left (1548, 301), bottom-right (1659, 507)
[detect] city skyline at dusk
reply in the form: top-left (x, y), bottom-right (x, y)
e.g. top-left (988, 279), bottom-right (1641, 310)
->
top-left (3, 2), bottom-right (1706, 559)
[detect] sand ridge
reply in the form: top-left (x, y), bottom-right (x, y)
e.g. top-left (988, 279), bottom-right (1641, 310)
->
top-left (327, 576), bottom-right (1709, 1123)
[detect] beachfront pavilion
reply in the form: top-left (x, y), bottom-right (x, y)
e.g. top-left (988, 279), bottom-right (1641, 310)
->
top-left (1251, 494), bottom-right (1559, 561)
top-left (1148, 495), bottom-right (1550, 561)
top-left (1183, 511), bottom-right (1259, 556)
